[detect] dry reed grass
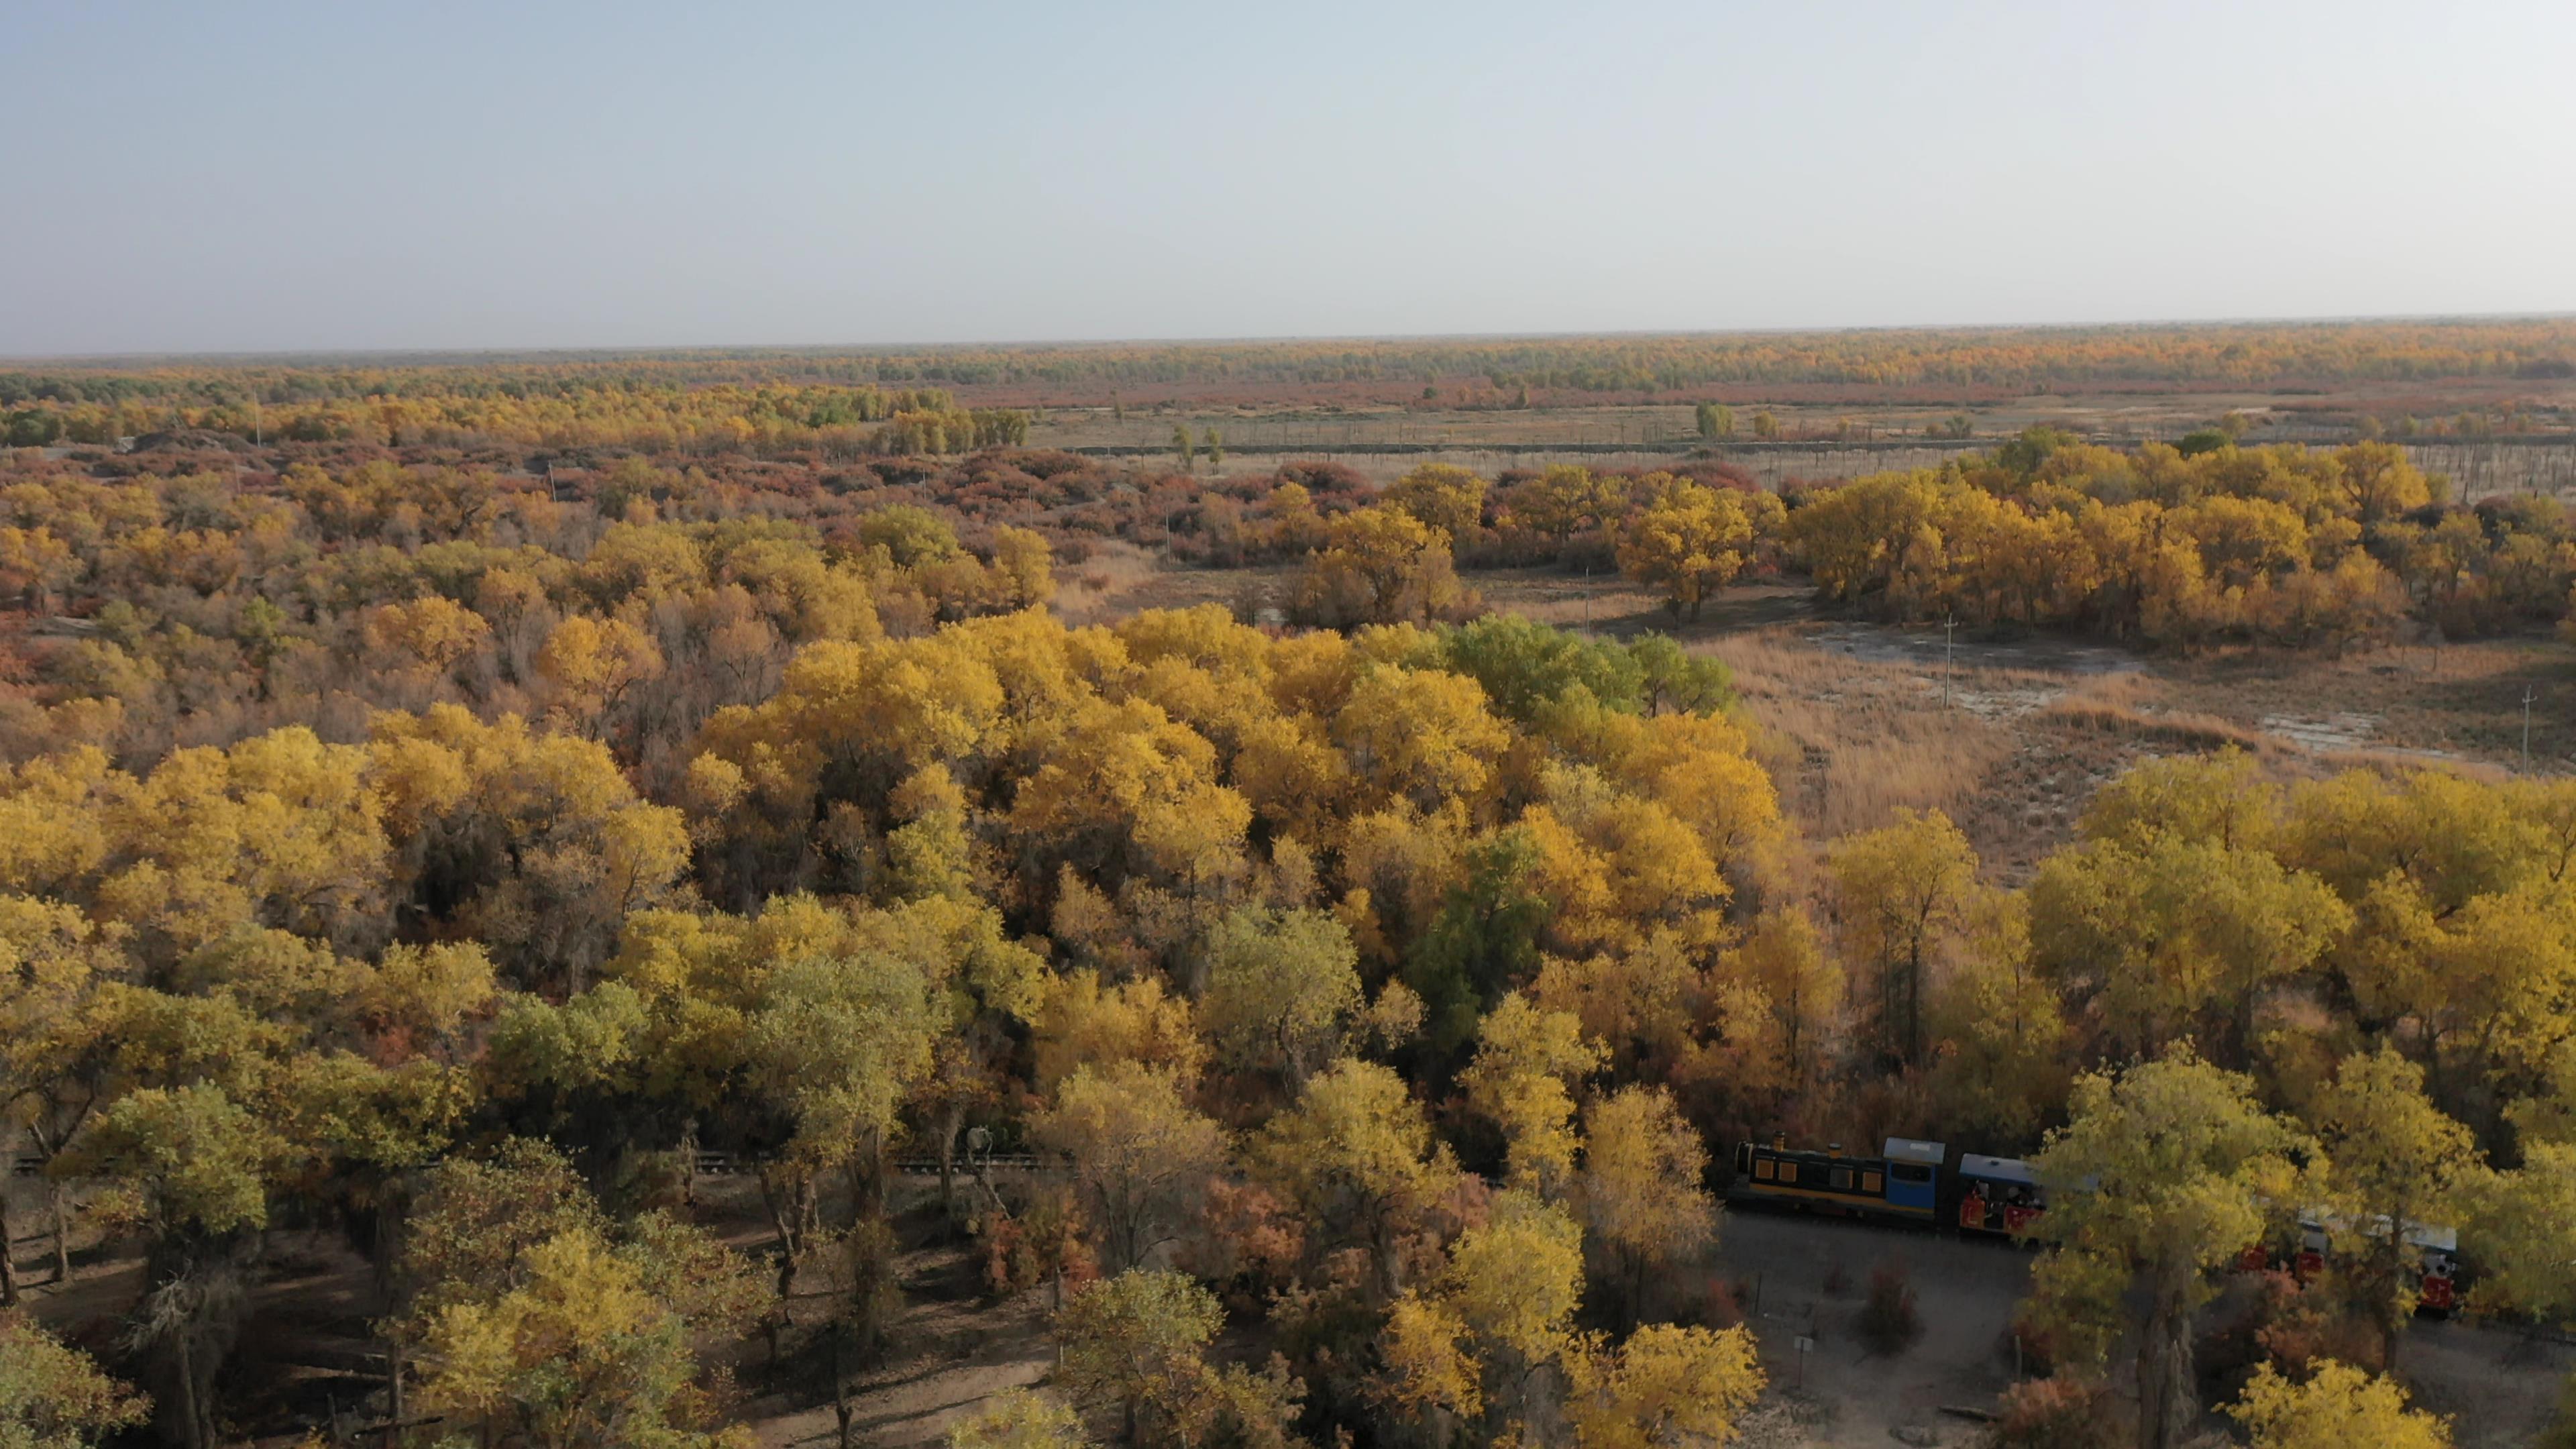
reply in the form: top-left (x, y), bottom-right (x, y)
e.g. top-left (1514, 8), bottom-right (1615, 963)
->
top-left (1051, 544), bottom-right (1287, 625)
top-left (1705, 629), bottom-right (2031, 841)
top-left (2038, 672), bottom-right (2273, 755)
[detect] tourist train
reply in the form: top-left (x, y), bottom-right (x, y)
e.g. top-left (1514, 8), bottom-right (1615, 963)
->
top-left (1728, 1132), bottom-right (2459, 1314)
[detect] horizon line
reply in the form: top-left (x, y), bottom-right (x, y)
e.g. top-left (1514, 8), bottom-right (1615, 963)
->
top-left (9, 309), bottom-right (2576, 370)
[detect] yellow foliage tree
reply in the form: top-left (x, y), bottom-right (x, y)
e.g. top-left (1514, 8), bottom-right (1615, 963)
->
top-left (1460, 994), bottom-right (1602, 1195)
top-left (1616, 478), bottom-right (1755, 621)
top-left (1294, 506), bottom-right (1469, 628)
top-left (2028, 1048), bottom-right (2306, 1449)
top-left (1577, 1085), bottom-right (1716, 1324)
top-left (2228, 1360), bottom-right (2450, 1449)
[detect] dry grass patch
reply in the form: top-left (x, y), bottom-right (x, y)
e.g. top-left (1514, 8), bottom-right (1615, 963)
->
top-left (1705, 627), bottom-right (2029, 841)
top-left (1055, 545), bottom-right (1297, 625)
top-left (2040, 672), bottom-right (2273, 755)
top-left (2153, 635), bottom-right (2573, 769)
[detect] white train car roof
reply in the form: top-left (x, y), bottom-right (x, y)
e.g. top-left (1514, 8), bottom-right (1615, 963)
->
top-left (2294, 1210), bottom-right (2459, 1254)
top-left (1882, 1137), bottom-right (1947, 1165)
top-left (1958, 1153), bottom-right (2040, 1185)
top-left (2406, 1223), bottom-right (2459, 1253)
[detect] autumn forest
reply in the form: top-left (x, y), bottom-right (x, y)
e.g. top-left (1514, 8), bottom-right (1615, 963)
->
top-left (5, 321), bottom-right (2576, 1449)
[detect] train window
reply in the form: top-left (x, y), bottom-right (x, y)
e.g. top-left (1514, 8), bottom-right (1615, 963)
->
top-left (1892, 1164), bottom-right (1932, 1183)
top-left (1862, 1171), bottom-right (1883, 1194)
top-left (1753, 1158), bottom-right (1775, 1181)
top-left (1831, 1167), bottom-right (1853, 1191)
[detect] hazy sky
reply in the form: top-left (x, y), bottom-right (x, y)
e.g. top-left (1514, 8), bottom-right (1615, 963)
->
top-left (7, 0), bottom-right (2573, 356)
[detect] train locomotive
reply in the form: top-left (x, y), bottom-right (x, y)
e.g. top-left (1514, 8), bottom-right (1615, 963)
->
top-left (1727, 1132), bottom-right (2043, 1234)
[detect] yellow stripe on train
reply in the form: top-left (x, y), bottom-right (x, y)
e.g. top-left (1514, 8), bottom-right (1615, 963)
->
top-left (1733, 1181), bottom-right (1937, 1215)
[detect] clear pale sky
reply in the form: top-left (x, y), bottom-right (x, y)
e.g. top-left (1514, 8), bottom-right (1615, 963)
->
top-left (6, 0), bottom-right (2571, 356)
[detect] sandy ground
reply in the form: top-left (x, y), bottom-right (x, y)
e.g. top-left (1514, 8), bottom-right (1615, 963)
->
top-left (1708, 1206), bottom-right (2569, 1448)
top-left (1715, 1209), bottom-right (2029, 1448)
top-left (747, 1279), bottom-right (1056, 1448)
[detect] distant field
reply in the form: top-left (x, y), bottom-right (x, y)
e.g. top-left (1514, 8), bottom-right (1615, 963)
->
top-left (1040, 405), bottom-right (2576, 493)
top-left (11, 317), bottom-right (2576, 460)
top-left (1024, 382), bottom-right (2576, 449)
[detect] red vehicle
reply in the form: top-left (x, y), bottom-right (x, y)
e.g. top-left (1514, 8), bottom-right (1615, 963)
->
top-left (1955, 1152), bottom-right (2047, 1237)
top-left (2235, 1212), bottom-right (2461, 1318)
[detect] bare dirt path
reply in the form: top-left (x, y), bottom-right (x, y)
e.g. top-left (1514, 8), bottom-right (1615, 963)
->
top-left (745, 1246), bottom-right (1057, 1449)
top-left (1710, 1206), bottom-right (2568, 1448)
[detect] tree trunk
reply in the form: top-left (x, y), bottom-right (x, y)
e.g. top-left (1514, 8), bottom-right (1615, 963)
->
top-left (176, 1327), bottom-right (203, 1449)
top-left (761, 1168), bottom-right (814, 1298)
top-left (0, 1183), bottom-right (18, 1306)
top-left (1373, 1219), bottom-right (1404, 1300)
top-left (49, 1182), bottom-right (70, 1284)
top-left (1906, 940), bottom-right (1926, 1067)
top-left (2135, 1300), bottom-right (2196, 1449)
top-left (935, 1103), bottom-right (965, 1212)
top-left (849, 1128), bottom-right (886, 1226)
top-left (833, 1332), bottom-right (855, 1449)
top-left (2375, 1236), bottom-right (2408, 1372)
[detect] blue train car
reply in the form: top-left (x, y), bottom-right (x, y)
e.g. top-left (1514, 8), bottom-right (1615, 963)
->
top-left (1882, 1137), bottom-right (1945, 1217)
top-left (1729, 1134), bottom-right (1947, 1223)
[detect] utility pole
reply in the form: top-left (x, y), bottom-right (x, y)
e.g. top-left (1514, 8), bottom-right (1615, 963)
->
top-left (1943, 614), bottom-right (1956, 708)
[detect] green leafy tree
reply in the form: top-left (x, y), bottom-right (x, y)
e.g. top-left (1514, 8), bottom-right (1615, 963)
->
top-left (414, 1214), bottom-right (764, 1449)
top-left (2028, 1048), bottom-right (2306, 1449)
top-left (1623, 633), bottom-right (1734, 716)
top-left (1252, 1059), bottom-right (1458, 1297)
top-left (1200, 906), bottom-right (1362, 1087)
top-left (62, 1083), bottom-right (278, 1449)
top-left (1826, 809), bottom-right (1982, 1069)
top-left (1057, 1269), bottom-right (1221, 1444)
top-left (0, 1312), bottom-right (149, 1449)
top-left (2308, 1049), bottom-right (2477, 1366)
top-left (1055, 1269), bottom-right (1300, 1447)
top-left (747, 950), bottom-right (940, 1216)
top-left (1406, 830), bottom-right (1551, 1063)
top-left (1434, 616), bottom-right (1646, 724)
